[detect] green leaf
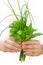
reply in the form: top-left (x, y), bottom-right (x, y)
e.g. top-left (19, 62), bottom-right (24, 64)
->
top-left (13, 34), bottom-right (23, 42)
top-left (31, 33), bottom-right (43, 38)
top-left (25, 34), bottom-right (31, 40)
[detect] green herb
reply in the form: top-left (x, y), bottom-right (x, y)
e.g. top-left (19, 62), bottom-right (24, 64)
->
top-left (9, 19), bottom-right (43, 62)
top-left (0, 0), bottom-right (43, 62)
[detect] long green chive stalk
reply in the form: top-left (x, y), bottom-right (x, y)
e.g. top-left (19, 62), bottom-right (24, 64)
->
top-left (16, 0), bottom-right (22, 17)
top-left (0, 14), bottom-right (14, 23)
top-left (0, 0), bottom-right (43, 62)
top-left (0, 26), bottom-right (9, 36)
top-left (7, 0), bottom-right (19, 21)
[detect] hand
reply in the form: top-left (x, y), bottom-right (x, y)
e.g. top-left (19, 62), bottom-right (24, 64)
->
top-left (0, 37), bottom-right (22, 52)
top-left (22, 40), bottom-right (42, 56)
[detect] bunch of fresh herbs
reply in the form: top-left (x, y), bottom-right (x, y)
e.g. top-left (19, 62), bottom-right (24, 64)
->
top-left (0, 0), bottom-right (43, 62)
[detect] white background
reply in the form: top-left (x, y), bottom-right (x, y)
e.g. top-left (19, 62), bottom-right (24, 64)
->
top-left (0, 0), bottom-right (43, 65)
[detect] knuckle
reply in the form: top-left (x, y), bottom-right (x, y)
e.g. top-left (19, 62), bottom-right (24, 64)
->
top-left (7, 44), bottom-right (13, 49)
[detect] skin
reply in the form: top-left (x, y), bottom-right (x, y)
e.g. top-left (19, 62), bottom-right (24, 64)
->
top-left (0, 37), bottom-right (22, 52)
top-left (22, 40), bottom-right (43, 56)
top-left (0, 37), bottom-right (43, 56)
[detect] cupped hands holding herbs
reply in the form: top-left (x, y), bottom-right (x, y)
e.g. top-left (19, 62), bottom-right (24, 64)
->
top-left (0, 38), bottom-right (43, 56)
top-left (0, 0), bottom-right (43, 62)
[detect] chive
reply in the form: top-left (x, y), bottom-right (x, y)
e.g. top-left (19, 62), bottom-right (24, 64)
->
top-left (16, 0), bottom-right (22, 17)
top-left (0, 26), bottom-right (9, 36)
top-left (7, 0), bottom-right (19, 21)
top-left (0, 14), bottom-right (14, 23)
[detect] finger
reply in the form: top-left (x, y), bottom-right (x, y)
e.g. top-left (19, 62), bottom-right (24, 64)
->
top-left (24, 52), bottom-right (39, 56)
top-left (4, 39), bottom-right (21, 48)
top-left (22, 40), bottom-right (39, 45)
top-left (5, 48), bottom-right (21, 52)
top-left (22, 45), bottom-right (37, 49)
top-left (8, 37), bottom-right (21, 45)
top-left (24, 53), bottom-right (35, 56)
top-left (24, 52), bottom-right (34, 56)
top-left (4, 41), bottom-right (19, 50)
top-left (0, 41), bottom-right (21, 52)
top-left (27, 53), bottom-right (40, 56)
top-left (8, 38), bottom-right (21, 47)
top-left (23, 48), bottom-right (38, 52)
top-left (8, 37), bottom-right (15, 41)
top-left (2, 45), bottom-right (21, 52)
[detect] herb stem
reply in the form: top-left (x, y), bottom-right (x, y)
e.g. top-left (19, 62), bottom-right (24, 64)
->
top-left (0, 14), bottom-right (14, 23)
top-left (0, 26), bottom-right (9, 36)
top-left (7, 0), bottom-right (19, 21)
top-left (16, 0), bottom-right (22, 17)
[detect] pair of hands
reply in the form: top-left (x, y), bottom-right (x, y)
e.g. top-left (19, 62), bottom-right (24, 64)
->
top-left (0, 37), bottom-right (42, 56)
